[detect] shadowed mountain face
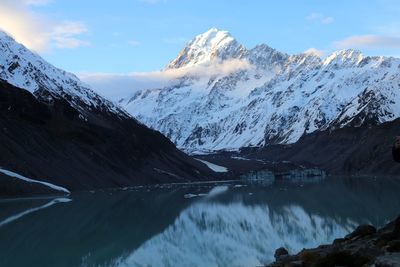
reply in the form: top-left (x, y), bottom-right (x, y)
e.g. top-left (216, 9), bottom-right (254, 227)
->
top-left (0, 80), bottom-right (214, 196)
top-left (0, 30), bottom-right (216, 196)
top-left (235, 118), bottom-right (400, 175)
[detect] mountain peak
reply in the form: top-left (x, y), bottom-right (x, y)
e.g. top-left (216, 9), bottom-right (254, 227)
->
top-left (195, 27), bottom-right (232, 44)
top-left (323, 49), bottom-right (364, 67)
top-left (166, 28), bottom-right (245, 69)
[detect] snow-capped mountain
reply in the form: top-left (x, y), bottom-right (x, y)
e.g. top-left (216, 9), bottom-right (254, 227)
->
top-left (0, 30), bottom-right (126, 118)
top-left (0, 30), bottom-right (215, 196)
top-left (166, 28), bottom-right (247, 69)
top-left (118, 28), bottom-right (400, 153)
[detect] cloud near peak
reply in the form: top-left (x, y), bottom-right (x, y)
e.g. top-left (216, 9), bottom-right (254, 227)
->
top-left (80, 59), bottom-right (253, 101)
top-left (23, 0), bottom-right (52, 6)
top-left (0, 0), bottom-right (89, 52)
top-left (303, 48), bottom-right (324, 57)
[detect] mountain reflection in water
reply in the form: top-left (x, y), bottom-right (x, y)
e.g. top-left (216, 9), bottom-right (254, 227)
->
top-left (1, 176), bottom-right (400, 267)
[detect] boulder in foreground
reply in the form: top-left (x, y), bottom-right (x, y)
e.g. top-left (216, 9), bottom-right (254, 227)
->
top-left (267, 216), bottom-right (400, 267)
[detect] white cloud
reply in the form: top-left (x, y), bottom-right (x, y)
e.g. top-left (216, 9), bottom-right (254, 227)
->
top-left (80, 72), bottom-right (174, 101)
top-left (128, 40), bottom-right (141, 46)
top-left (80, 59), bottom-right (253, 101)
top-left (23, 0), bottom-right (52, 6)
top-left (303, 48), bottom-right (324, 57)
top-left (0, 0), bottom-right (89, 52)
top-left (0, 1), bottom-right (47, 51)
top-left (52, 36), bottom-right (90, 49)
top-left (52, 21), bottom-right (88, 36)
top-left (334, 34), bottom-right (400, 49)
top-left (51, 21), bottom-right (90, 48)
top-left (171, 59), bottom-right (252, 77)
top-left (306, 13), bottom-right (334, 24)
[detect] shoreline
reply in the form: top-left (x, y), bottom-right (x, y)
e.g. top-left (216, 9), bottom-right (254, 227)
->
top-left (267, 216), bottom-right (400, 267)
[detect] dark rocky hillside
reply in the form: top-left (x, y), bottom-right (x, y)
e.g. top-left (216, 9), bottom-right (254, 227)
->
top-left (198, 119), bottom-right (400, 176)
top-left (231, 118), bottom-right (400, 176)
top-left (0, 80), bottom-right (215, 197)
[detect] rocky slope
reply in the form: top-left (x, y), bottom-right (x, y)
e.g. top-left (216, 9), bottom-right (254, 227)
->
top-left (0, 31), bottom-right (215, 197)
top-left (267, 216), bottom-right (400, 267)
top-left (208, 118), bottom-right (400, 176)
top-left (117, 28), bottom-right (400, 155)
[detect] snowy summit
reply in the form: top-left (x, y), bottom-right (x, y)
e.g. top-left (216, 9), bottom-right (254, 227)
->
top-left (112, 28), bottom-right (400, 154)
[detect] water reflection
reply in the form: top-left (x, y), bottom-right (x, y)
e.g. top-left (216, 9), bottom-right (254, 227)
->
top-left (239, 168), bottom-right (326, 186)
top-left (0, 198), bottom-right (71, 228)
top-left (120, 203), bottom-right (356, 267)
top-left (0, 176), bottom-right (400, 267)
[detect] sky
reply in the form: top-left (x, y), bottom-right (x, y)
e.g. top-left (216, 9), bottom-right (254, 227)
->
top-left (1, 0), bottom-right (400, 75)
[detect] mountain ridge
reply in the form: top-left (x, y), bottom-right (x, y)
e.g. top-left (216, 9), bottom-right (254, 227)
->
top-left (118, 28), bottom-right (400, 154)
top-left (0, 30), bottom-right (215, 197)
top-left (166, 28), bottom-right (246, 69)
top-left (0, 30), bottom-right (129, 119)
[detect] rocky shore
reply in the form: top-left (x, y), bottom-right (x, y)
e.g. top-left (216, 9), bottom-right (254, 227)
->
top-left (267, 216), bottom-right (400, 267)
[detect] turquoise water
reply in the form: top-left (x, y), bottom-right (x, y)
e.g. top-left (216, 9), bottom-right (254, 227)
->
top-left (1, 176), bottom-right (400, 267)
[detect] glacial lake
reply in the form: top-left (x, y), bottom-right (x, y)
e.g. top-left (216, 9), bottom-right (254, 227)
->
top-left (1, 176), bottom-right (400, 267)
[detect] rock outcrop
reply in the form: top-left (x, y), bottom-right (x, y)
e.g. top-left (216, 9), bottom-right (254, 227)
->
top-left (267, 216), bottom-right (400, 267)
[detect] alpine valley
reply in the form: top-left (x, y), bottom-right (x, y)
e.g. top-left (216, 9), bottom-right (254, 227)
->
top-left (109, 28), bottom-right (400, 176)
top-left (2, 4), bottom-right (400, 266)
top-left (1, 26), bottom-right (400, 197)
top-left (0, 30), bottom-right (215, 197)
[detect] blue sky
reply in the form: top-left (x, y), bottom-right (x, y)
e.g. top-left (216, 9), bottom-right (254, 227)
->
top-left (1, 0), bottom-right (400, 73)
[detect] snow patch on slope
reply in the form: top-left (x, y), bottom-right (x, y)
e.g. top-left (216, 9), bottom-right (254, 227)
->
top-left (194, 159), bottom-right (228, 173)
top-left (0, 168), bottom-right (70, 193)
